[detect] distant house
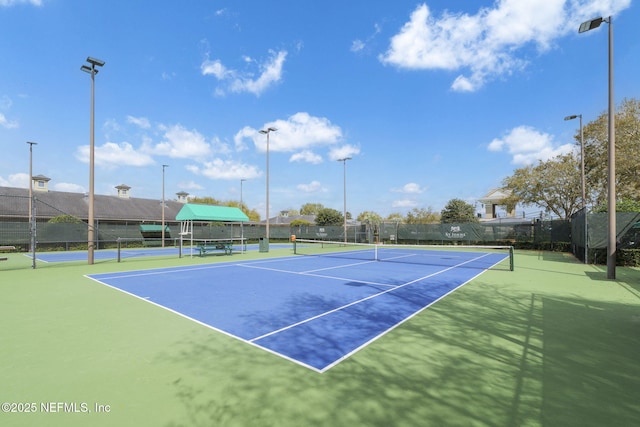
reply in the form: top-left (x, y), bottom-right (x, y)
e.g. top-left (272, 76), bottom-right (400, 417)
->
top-left (478, 188), bottom-right (516, 221)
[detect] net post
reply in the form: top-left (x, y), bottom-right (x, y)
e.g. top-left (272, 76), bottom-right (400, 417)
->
top-left (509, 246), bottom-right (514, 271)
top-left (117, 237), bottom-right (121, 263)
top-left (293, 239), bottom-right (297, 254)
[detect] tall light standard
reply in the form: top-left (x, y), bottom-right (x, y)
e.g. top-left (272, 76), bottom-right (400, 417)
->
top-left (565, 114), bottom-right (588, 264)
top-left (259, 127), bottom-right (277, 251)
top-left (579, 16), bottom-right (615, 279)
top-left (81, 56), bottom-right (105, 265)
top-left (162, 164), bottom-right (169, 247)
top-left (240, 178), bottom-right (246, 252)
top-left (337, 157), bottom-right (352, 243)
top-left (26, 141), bottom-right (37, 269)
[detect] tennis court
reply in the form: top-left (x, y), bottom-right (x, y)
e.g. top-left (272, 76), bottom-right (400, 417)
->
top-left (88, 242), bottom-right (510, 371)
top-left (2, 246), bottom-right (639, 427)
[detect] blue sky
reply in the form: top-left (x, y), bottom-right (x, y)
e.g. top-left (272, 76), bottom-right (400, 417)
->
top-left (0, 0), bottom-right (637, 220)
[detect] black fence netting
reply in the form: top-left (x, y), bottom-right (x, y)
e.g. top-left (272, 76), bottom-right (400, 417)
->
top-left (2, 204), bottom-right (639, 266)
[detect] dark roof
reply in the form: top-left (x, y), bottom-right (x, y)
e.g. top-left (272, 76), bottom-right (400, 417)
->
top-left (0, 186), bottom-right (185, 222)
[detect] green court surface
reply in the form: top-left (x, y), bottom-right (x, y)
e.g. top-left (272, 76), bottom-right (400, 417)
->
top-left (1, 250), bottom-right (639, 426)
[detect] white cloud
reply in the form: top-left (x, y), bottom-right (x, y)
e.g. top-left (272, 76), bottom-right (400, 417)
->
top-left (0, 112), bottom-right (18, 129)
top-left (352, 23), bottom-right (382, 54)
top-left (351, 40), bottom-right (365, 53)
top-left (0, 96), bottom-right (18, 128)
top-left (296, 180), bottom-right (327, 193)
top-left (0, 0), bottom-right (42, 6)
top-left (392, 199), bottom-right (418, 208)
top-left (75, 141), bottom-right (155, 167)
top-left (379, 1), bottom-right (632, 92)
top-left (201, 59), bottom-right (230, 80)
top-left (488, 125), bottom-right (574, 165)
top-left (148, 124), bottom-right (212, 159)
top-left (177, 180), bottom-right (205, 191)
top-left (201, 49), bottom-right (287, 96)
top-left (392, 183), bottom-right (425, 194)
top-left (328, 144), bottom-right (361, 161)
top-left (0, 172), bottom-right (28, 188)
top-left (127, 115), bottom-right (151, 129)
top-left (235, 112), bottom-right (343, 153)
top-left (53, 182), bottom-right (85, 193)
top-left (290, 150), bottom-right (323, 164)
top-left (187, 159), bottom-right (261, 180)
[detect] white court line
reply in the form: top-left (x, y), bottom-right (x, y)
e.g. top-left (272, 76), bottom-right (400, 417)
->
top-left (89, 262), bottom-right (236, 281)
top-left (248, 252), bottom-right (494, 343)
top-left (237, 263), bottom-right (395, 288)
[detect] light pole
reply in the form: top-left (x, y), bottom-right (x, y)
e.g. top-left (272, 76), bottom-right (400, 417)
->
top-left (337, 157), bottom-right (352, 243)
top-left (26, 141), bottom-right (37, 269)
top-left (81, 56), bottom-right (105, 265)
top-left (579, 16), bottom-right (615, 279)
top-left (162, 164), bottom-right (169, 247)
top-left (564, 114), bottom-right (588, 264)
top-left (259, 127), bottom-right (277, 251)
top-left (240, 178), bottom-right (246, 252)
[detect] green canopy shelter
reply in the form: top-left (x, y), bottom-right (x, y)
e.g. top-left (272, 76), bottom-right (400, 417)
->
top-left (175, 203), bottom-right (249, 223)
top-left (176, 204), bottom-right (249, 255)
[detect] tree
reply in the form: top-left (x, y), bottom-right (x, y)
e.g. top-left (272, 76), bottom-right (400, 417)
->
top-left (300, 203), bottom-right (324, 215)
top-left (190, 196), bottom-right (260, 221)
top-left (592, 198), bottom-right (640, 213)
top-left (284, 208), bottom-right (300, 216)
top-left (315, 208), bottom-right (344, 226)
top-left (385, 212), bottom-right (405, 223)
top-left (405, 207), bottom-right (440, 224)
top-left (48, 214), bottom-right (83, 224)
top-left (582, 98), bottom-right (640, 205)
top-left (440, 199), bottom-right (478, 223)
top-left (189, 196), bottom-right (222, 205)
top-left (357, 211), bottom-right (382, 223)
top-left (502, 153), bottom-right (582, 220)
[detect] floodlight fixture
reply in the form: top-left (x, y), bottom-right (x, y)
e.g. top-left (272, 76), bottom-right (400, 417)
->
top-left (259, 127), bottom-right (278, 134)
top-left (86, 56), bottom-right (106, 67)
top-left (579, 17), bottom-right (604, 33)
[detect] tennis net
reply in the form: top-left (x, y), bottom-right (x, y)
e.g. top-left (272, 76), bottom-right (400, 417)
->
top-left (293, 239), bottom-right (514, 271)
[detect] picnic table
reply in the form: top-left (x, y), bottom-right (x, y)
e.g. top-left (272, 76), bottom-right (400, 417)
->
top-left (198, 241), bottom-right (233, 256)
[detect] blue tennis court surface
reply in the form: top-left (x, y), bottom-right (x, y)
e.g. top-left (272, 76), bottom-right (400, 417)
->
top-left (87, 249), bottom-right (509, 372)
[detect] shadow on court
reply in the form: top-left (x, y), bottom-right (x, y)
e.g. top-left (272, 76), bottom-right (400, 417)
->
top-left (156, 269), bottom-right (640, 427)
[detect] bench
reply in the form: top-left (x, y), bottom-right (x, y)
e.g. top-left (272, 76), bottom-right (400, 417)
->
top-left (198, 241), bottom-right (233, 257)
